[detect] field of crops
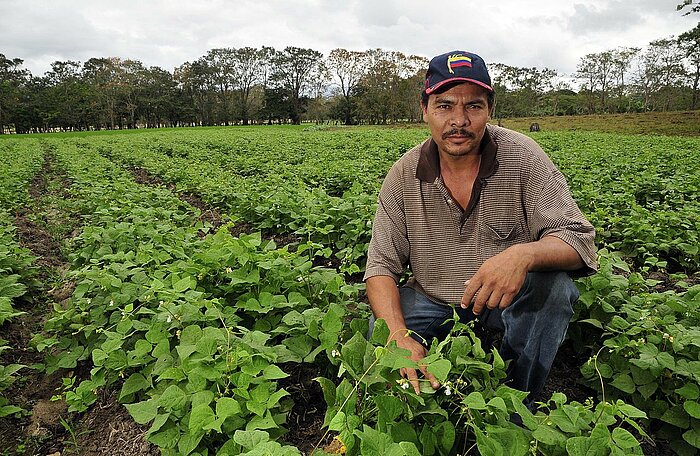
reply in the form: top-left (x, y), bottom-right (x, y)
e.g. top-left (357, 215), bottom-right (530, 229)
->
top-left (0, 124), bottom-right (699, 456)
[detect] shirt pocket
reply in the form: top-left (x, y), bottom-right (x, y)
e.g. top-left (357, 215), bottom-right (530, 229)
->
top-left (479, 220), bottom-right (529, 259)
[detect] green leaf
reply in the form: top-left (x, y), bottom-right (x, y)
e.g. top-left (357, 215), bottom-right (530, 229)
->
top-left (158, 385), bottom-right (188, 411)
top-left (612, 427), bottom-right (639, 449)
top-left (119, 373), bottom-right (149, 401)
top-left (328, 411), bottom-right (347, 431)
top-left (370, 318), bottom-right (390, 345)
top-left (426, 359), bottom-right (451, 383)
top-left (189, 404), bottom-right (215, 434)
top-left (234, 429), bottom-right (270, 450)
top-left (676, 384), bottom-right (700, 400)
top-left (683, 428), bottom-right (700, 449)
top-left (375, 394), bottom-right (404, 423)
top-left (434, 420), bottom-right (456, 454)
top-left (579, 318), bottom-right (604, 329)
top-left (148, 422), bottom-right (179, 448)
top-left (341, 332), bottom-right (370, 377)
top-left (125, 399), bottom-right (158, 424)
top-left (610, 373), bottom-right (636, 394)
top-left (398, 441), bottom-right (422, 456)
top-left (565, 436), bottom-right (609, 456)
top-left (464, 392), bottom-right (487, 410)
top-left (532, 424), bottom-right (566, 446)
top-left (173, 276), bottom-right (196, 293)
top-left (178, 432), bottom-right (203, 455)
top-left (216, 397), bottom-right (241, 420)
top-left (661, 405), bottom-right (690, 429)
top-left (262, 364), bottom-right (288, 380)
top-left (683, 400), bottom-right (700, 419)
top-left (617, 403), bottom-right (647, 419)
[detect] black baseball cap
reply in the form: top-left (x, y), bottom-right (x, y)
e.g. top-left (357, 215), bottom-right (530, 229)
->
top-left (424, 51), bottom-right (493, 94)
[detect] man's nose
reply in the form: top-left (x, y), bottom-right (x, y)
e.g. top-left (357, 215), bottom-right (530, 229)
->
top-left (450, 108), bottom-right (470, 127)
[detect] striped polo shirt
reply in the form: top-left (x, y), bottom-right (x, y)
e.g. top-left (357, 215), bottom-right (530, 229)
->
top-left (363, 124), bottom-right (597, 306)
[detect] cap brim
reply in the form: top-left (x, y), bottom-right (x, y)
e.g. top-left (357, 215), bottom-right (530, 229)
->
top-left (426, 78), bottom-right (493, 94)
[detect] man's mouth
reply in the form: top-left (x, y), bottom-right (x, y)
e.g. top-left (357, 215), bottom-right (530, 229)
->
top-left (443, 129), bottom-right (475, 140)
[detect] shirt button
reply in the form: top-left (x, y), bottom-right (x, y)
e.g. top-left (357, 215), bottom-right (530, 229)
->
top-left (447, 199), bottom-right (452, 204)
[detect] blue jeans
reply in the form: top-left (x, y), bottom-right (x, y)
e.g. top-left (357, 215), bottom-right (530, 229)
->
top-left (371, 272), bottom-right (578, 400)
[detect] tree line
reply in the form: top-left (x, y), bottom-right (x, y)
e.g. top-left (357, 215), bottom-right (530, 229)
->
top-left (0, 23), bottom-right (698, 134)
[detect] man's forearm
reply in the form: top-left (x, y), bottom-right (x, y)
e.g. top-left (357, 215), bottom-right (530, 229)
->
top-left (515, 235), bottom-right (585, 272)
top-left (366, 275), bottom-right (409, 338)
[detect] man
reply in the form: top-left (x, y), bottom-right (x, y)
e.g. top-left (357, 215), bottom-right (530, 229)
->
top-left (363, 50), bottom-right (597, 400)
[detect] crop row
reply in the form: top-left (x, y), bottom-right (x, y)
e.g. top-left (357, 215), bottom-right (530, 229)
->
top-left (0, 139), bottom-right (43, 418)
top-left (34, 138), bottom-right (363, 454)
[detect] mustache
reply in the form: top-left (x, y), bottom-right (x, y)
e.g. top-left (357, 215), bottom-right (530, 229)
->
top-left (442, 129), bottom-right (475, 140)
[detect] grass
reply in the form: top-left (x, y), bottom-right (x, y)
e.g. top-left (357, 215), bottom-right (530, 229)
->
top-left (497, 110), bottom-right (700, 136)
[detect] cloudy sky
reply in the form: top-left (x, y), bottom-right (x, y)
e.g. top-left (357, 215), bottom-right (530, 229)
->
top-left (1, 0), bottom-right (697, 78)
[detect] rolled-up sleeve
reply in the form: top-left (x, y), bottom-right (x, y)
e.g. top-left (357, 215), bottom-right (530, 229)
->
top-left (363, 164), bottom-right (410, 282)
top-left (528, 170), bottom-right (598, 276)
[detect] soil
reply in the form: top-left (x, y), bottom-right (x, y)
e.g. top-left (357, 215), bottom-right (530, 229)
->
top-left (72, 389), bottom-right (159, 456)
top-left (278, 363), bottom-right (334, 454)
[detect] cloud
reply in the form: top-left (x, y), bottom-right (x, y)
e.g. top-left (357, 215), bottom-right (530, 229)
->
top-left (0, 0), bottom-right (696, 78)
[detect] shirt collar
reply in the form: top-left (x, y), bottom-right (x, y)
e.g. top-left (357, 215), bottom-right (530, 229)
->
top-left (416, 126), bottom-right (498, 182)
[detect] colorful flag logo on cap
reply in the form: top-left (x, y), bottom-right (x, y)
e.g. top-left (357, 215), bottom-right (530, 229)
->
top-left (447, 54), bottom-right (473, 74)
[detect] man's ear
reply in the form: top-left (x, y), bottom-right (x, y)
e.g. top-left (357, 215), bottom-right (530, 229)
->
top-left (421, 101), bottom-right (428, 122)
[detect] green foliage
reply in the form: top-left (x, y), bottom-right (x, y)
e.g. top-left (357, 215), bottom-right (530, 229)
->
top-left (0, 139), bottom-right (42, 417)
top-left (3, 127), bottom-right (699, 454)
top-left (319, 318), bottom-right (646, 455)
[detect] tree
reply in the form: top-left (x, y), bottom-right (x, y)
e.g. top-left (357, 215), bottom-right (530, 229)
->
top-left (677, 1), bottom-right (700, 15)
top-left (0, 54), bottom-right (29, 133)
top-left (230, 47), bottom-right (265, 125)
top-left (678, 23), bottom-right (700, 109)
top-left (493, 64), bottom-right (557, 116)
top-left (203, 48), bottom-right (237, 125)
top-left (139, 66), bottom-right (178, 128)
top-left (355, 50), bottom-right (426, 123)
top-left (271, 47), bottom-right (324, 124)
top-left (326, 49), bottom-right (368, 125)
top-left (174, 60), bottom-right (216, 126)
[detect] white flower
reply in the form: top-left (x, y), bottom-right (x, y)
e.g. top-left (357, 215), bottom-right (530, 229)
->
top-left (331, 349), bottom-right (339, 358)
top-left (225, 267), bottom-right (232, 273)
top-left (401, 382), bottom-right (410, 390)
top-left (109, 300), bottom-right (114, 306)
top-left (167, 315), bottom-right (172, 323)
top-left (663, 333), bottom-right (670, 339)
top-left (444, 386), bottom-right (452, 396)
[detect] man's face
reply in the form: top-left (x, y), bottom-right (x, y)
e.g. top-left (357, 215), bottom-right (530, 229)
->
top-left (422, 83), bottom-right (492, 159)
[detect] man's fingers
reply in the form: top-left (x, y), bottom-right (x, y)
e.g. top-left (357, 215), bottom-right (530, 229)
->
top-left (461, 279), bottom-right (479, 308)
top-left (419, 365), bottom-right (441, 390)
top-left (498, 292), bottom-right (516, 310)
top-left (404, 368), bottom-right (421, 394)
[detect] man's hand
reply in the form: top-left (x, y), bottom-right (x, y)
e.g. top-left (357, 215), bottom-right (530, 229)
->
top-left (366, 275), bottom-right (441, 394)
top-left (460, 244), bottom-right (531, 315)
top-left (391, 330), bottom-right (440, 395)
top-left (460, 237), bottom-right (585, 315)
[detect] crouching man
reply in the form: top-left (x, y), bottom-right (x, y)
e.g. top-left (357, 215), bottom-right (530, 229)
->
top-left (363, 50), bottom-right (597, 402)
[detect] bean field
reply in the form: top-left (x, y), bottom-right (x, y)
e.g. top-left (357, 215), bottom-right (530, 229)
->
top-left (0, 124), bottom-right (699, 456)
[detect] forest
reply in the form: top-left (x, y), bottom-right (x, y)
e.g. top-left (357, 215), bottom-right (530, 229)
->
top-left (0, 23), bottom-right (699, 133)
